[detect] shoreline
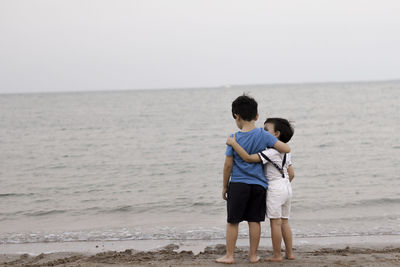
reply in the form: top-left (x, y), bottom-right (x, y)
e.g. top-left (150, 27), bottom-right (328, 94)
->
top-left (1, 244), bottom-right (399, 267)
top-left (1, 234), bottom-right (400, 255)
top-left (1, 235), bottom-right (400, 266)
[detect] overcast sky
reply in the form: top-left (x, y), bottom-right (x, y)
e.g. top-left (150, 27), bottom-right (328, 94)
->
top-left (1, 0), bottom-right (399, 93)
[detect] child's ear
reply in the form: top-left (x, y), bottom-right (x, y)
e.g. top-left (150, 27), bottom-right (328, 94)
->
top-left (255, 114), bottom-right (259, 121)
top-left (275, 131), bottom-right (281, 138)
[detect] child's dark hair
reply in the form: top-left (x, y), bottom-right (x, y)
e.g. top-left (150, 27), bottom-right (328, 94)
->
top-left (231, 94), bottom-right (258, 121)
top-left (264, 118), bottom-right (294, 143)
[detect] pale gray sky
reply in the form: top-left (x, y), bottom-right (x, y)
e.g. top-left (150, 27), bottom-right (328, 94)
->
top-left (1, 0), bottom-right (400, 93)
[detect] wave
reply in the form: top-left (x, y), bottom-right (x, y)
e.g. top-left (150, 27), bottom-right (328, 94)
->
top-left (357, 197), bottom-right (400, 206)
top-left (105, 205), bottom-right (133, 213)
top-left (0, 193), bottom-right (35, 198)
top-left (23, 209), bottom-right (68, 217)
top-left (1, 228), bottom-right (399, 245)
top-left (293, 197), bottom-right (400, 211)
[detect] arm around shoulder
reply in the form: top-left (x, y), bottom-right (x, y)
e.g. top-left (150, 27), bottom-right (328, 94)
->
top-left (226, 134), bottom-right (260, 163)
top-left (274, 140), bottom-right (290, 153)
top-left (230, 142), bottom-right (260, 163)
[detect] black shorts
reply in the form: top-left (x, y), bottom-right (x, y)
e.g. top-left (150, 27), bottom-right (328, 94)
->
top-left (227, 182), bottom-right (266, 223)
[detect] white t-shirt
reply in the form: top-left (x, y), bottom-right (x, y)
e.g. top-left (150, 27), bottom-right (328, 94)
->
top-left (257, 149), bottom-right (292, 182)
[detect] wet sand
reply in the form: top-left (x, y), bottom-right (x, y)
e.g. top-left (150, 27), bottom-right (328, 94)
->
top-left (1, 243), bottom-right (400, 267)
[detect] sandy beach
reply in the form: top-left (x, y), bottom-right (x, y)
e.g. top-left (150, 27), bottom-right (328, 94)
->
top-left (1, 242), bottom-right (400, 267)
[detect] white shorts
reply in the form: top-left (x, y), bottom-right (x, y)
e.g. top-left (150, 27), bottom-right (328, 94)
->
top-left (266, 179), bottom-right (292, 219)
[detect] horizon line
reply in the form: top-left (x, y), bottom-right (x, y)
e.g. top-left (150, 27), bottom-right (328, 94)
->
top-left (1, 78), bottom-right (399, 95)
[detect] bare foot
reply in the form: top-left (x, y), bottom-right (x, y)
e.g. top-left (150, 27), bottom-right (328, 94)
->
top-left (286, 254), bottom-right (295, 260)
top-left (216, 255), bottom-right (234, 264)
top-left (249, 255), bottom-right (260, 263)
top-left (266, 256), bottom-right (283, 262)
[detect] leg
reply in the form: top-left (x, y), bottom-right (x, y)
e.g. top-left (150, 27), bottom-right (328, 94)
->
top-left (248, 222), bottom-right (261, 263)
top-left (281, 218), bottom-right (294, 260)
top-left (244, 185), bottom-right (266, 263)
top-left (217, 183), bottom-right (246, 264)
top-left (266, 218), bottom-right (283, 262)
top-left (216, 223), bottom-right (238, 264)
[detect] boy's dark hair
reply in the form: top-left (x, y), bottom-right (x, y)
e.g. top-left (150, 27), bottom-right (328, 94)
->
top-left (264, 118), bottom-right (294, 143)
top-left (231, 94), bottom-right (258, 121)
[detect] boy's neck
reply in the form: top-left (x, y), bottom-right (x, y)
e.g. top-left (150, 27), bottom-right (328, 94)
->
top-left (240, 120), bottom-right (256, 132)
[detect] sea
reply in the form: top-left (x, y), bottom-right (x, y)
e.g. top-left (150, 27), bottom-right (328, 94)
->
top-left (1, 81), bottom-right (399, 252)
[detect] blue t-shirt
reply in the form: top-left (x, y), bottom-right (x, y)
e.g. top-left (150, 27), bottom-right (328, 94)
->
top-left (226, 128), bottom-right (278, 188)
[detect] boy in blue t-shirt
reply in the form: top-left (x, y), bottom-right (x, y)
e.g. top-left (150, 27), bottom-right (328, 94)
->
top-left (216, 95), bottom-right (290, 264)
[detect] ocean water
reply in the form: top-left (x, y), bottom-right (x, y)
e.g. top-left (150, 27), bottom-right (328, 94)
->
top-left (1, 81), bottom-right (399, 246)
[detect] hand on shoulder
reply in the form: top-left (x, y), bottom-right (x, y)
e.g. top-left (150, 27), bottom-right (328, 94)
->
top-left (226, 134), bottom-right (236, 145)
